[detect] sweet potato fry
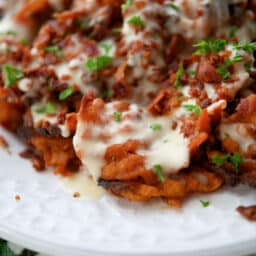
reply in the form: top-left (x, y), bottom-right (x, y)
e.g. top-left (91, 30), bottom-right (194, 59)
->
top-left (189, 133), bottom-right (208, 156)
top-left (0, 101), bottom-right (24, 131)
top-left (30, 135), bottom-right (80, 173)
top-left (100, 166), bottom-right (223, 205)
top-left (102, 140), bottom-right (157, 183)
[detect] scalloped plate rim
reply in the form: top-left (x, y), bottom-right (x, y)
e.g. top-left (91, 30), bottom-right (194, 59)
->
top-left (0, 224), bottom-right (256, 256)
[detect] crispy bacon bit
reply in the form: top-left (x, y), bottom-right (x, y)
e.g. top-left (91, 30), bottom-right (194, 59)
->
top-left (79, 94), bottom-right (104, 123)
top-left (0, 135), bottom-right (9, 149)
top-left (166, 35), bottom-right (185, 63)
top-left (115, 62), bottom-right (127, 82)
top-left (236, 94), bottom-right (256, 117)
top-left (15, 0), bottom-right (49, 21)
top-left (32, 156), bottom-right (46, 171)
top-left (147, 89), bottom-right (172, 116)
top-left (0, 101), bottom-right (24, 131)
top-left (164, 198), bottom-right (182, 208)
top-left (237, 205), bottom-right (256, 221)
top-left (197, 109), bottom-right (211, 133)
top-left (55, 9), bottom-right (87, 22)
top-left (65, 113), bottom-right (77, 134)
top-left (112, 82), bottom-right (132, 99)
top-left (83, 40), bottom-right (99, 57)
top-left (73, 192), bottom-right (81, 198)
top-left (197, 58), bottom-right (222, 83)
top-left (15, 194), bottom-right (21, 202)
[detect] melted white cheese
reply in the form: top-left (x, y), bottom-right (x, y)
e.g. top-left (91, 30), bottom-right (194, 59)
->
top-left (74, 102), bottom-right (190, 181)
top-left (121, 2), bottom-right (166, 104)
top-left (164, 0), bottom-right (219, 42)
top-left (52, 56), bottom-right (97, 95)
top-left (0, 0), bottom-right (32, 39)
top-left (221, 45), bottom-right (252, 98)
top-left (122, 1), bottom-right (163, 46)
top-left (51, 37), bottom-right (116, 95)
top-left (205, 83), bottom-right (218, 100)
top-left (207, 100), bottom-right (227, 114)
top-left (0, 14), bottom-right (30, 39)
top-left (139, 129), bottom-right (189, 171)
top-left (18, 78), bottom-right (32, 92)
top-left (61, 170), bottom-right (106, 199)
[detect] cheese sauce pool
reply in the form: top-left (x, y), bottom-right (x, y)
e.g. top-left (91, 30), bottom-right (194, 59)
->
top-left (61, 170), bottom-right (106, 199)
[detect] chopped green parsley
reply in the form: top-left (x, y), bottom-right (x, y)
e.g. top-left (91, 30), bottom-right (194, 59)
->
top-left (211, 154), bottom-right (230, 167)
top-left (0, 30), bottom-right (17, 36)
top-left (101, 87), bottom-right (111, 98)
top-left (211, 153), bottom-right (244, 173)
top-left (168, 3), bottom-right (179, 11)
top-left (174, 63), bottom-right (184, 88)
top-left (182, 104), bottom-right (202, 115)
top-left (128, 16), bottom-right (144, 27)
top-left (122, 0), bottom-right (133, 11)
top-left (188, 70), bottom-right (196, 77)
top-left (200, 200), bottom-right (210, 208)
top-left (85, 56), bottom-right (113, 71)
top-left (20, 38), bottom-right (29, 46)
top-left (44, 45), bottom-right (63, 58)
top-left (230, 153), bottom-right (244, 173)
top-left (193, 39), bottom-right (226, 56)
top-left (99, 43), bottom-right (112, 55)
top-left (150, 123), bottom-right (162, 131)
top-left (230, 54), bottom-right (243, 63)
top-left (112, 28), bottom-right (122, 34)
top-left (217, 55), bottom-right (243, 80)
top-left (217, 63), bottom-right (231, 80)
top-left (35, 102), bottom-right (57, 114)
top-left (76, 20), bottom-right (89, 29)
top-left (59, 86), bottom-right (74, 101)
top-left (224, 132), bottom-right (230, 138)
top-left (153, 164), bottom-right (165, 183)
top-left (229, 26), bottom-right (238, 38)
top-left (232, 42), bottom-right (256, 54)
top-left (2, 64), bottom-right (24, 88)
top-left (113, 111), bottom-right (122, 122)
top-left (244, 61), bottom-right (252, 73)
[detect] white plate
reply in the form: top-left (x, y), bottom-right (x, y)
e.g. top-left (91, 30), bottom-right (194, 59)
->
top-left (0, 126), bottom-right (256, 256)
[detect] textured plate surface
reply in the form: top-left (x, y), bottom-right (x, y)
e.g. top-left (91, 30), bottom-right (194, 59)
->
top-left (0, 127), bottom-right (256, 256)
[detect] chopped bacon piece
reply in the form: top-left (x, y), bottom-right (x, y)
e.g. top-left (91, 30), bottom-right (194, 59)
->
top-left (197, 57), bottom-right (222, 83)
top-left (237, 205), bottom-right (256, 221)
top-left (0, 135), bottom-right (9, 149)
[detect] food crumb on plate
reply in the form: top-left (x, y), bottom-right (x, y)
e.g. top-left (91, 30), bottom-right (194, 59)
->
top-left (73, 192), bottom-right (81, 198)
top-left (237, 205), bottom-right (256, 222)
top-left (0, 135), bottom-right (10, 153)
top-left (15, 194), bottom-right (21, 202)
